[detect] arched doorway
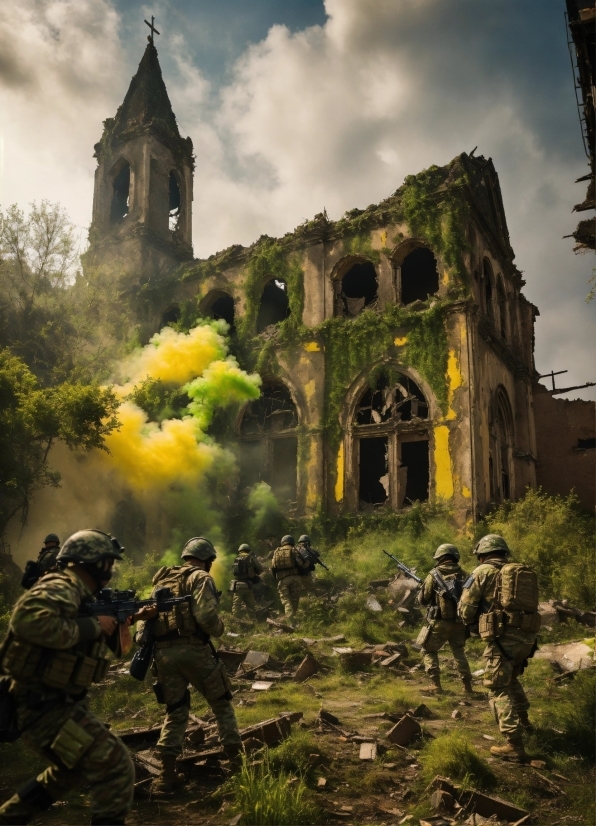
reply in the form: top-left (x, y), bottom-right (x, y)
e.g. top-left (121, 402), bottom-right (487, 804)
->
top-left (256, 280), bottom-right (291, 332)
top-left (351, 369), bottom-right (431, 509)
top-left (201, 290), bottom-right (235, 331)
top-left (239, 381), bottom-right (298, 503)
top-left (491, 387), bottom-right (514, 502)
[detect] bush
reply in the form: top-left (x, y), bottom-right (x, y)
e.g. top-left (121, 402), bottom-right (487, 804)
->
top-left (420, 731), bottom-right (495, 789)
top-left (269, 731), bottom-right (327, 779)
top-left (225, 751), bottom-right (319, 826)
top-left (558, 669), bottom-right (595, 761)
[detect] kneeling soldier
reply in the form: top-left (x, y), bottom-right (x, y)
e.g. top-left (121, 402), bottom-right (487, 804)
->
top-left (271, 535), bottom-right (309, 624)
top-left (229, 544), bottom-right (264, 620)
top-left (417, 544), bottom-right (472, 694)
top-left (0, 530), bottom-right (137, 826)
top-left (459, 534), bottom-right (540, 760)
top-left (145, 537), bottom-right (242, 793)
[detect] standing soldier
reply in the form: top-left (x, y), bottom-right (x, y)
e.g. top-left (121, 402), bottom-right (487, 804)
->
top-left (21, 533), bottom-right (62, 590)
top-left (417, 544), bottom-right (473, 694)
top-left (0, 530), bottom-right (137, 826)
top-left (271, 535), bottom-right (309, 624)
top-left (295, 535), bottom-right (316, 596)
top-left (145, 537), bottom-right (242, 793)
top-left (459, 534), bottom-right (540, 760)
top-left (229, 543), bottom-right (264, 620)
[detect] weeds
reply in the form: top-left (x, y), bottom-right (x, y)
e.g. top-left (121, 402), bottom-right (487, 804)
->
top-left (419, 731), bottom-right (496, 789)
top-left (225, 751), bottom-right (319, 825)
top-left (269, 730), bottom-right (328, 780)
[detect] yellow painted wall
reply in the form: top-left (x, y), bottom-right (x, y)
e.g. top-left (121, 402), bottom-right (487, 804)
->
top-left (434, 424), bottom-right (454, 500)
top-left (334, 443), bottom-right (345, 502)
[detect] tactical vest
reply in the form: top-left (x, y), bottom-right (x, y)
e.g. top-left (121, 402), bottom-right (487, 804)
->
top-left (232, 553), bottom-right (255, 582)
top-left (431, 569), bottom-right (465, 621)
top-left (151, 565), bottom-right (198, 638)
top-left (0, 573), bottom-right (110, 691)
top-left (478, 561), bottom-right (541, 639)
top-left (272, 545), bottom-right (298, 580)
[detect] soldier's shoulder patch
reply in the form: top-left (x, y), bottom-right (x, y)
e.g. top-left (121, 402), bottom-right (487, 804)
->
top-left (462, 574), bottom-right (475, 590)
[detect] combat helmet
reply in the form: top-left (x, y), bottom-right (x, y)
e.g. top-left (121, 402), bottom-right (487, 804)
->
top-left (297, 535), bottom-right (311, 546)
top-left (182, 537), bottom-right (216, 561)
top-left (281, 535), bottom-right (295, 546)
top-left (57, 530), bottom-right (124, 565)
top-left (238, 543), bottom-right (252, 553)
top-left (473, 534), bottom-right (510, 557)
top-left (44, 533), bottom-right (60, 545)
top-left (433, 543), bottom-right (460, 562)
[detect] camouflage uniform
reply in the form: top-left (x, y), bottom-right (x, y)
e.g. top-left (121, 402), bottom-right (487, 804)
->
top-left (459, 540), bottom-right (537, 747)
top-left (146, 562), bottom-right (241, 758)
top-left (271, 540), bottom-right (309, 621)
top-left (37, 545), bottom-right (60, 576)
top-left (417, 560), bottom-right (471, 685)
top-left (230, 551), bottom-right (265, 620)
top-left (0, 567), bottom-right (134, 825)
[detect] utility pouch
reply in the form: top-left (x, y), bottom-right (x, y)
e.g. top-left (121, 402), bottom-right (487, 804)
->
top-left (415, 625), bottom-right (432, 647)
top-left (152, 682), bottom-right (166, 704)
top-left (478, 611), bottom-right (504, 640)
top-left (71, 656), bottom-right (97, 688)
top-left (203, 661), bottom-right (232, 703)
top-left (50, 717), bottom-right (94, 769)
top-left (2, 639), bottom-right (41, 680)
top-left (92, 658), bottom-right (110, 684)
top-left (174, 602), bottom-right (196, 635)
top-left (0, 676), bottom-right (20, 743)
top-left (41, 652), bottom-right (77, 689)
top-left (426, 605), bottom-right (441, 622)
top-left (520, 612), bottom-right (541, 633)
top-left (437, 593), bottom-right (456, 620)
top-left (153, 612), bottom-right (171, 638)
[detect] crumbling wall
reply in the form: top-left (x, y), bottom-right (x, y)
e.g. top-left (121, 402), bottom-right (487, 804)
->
top-left (533, 384), bottom-right (595, 511)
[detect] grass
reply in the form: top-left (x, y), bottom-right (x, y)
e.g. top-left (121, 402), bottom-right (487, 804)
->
top-left (224, 750), bottom-right (320, 825)
top-left (419, 730), bottom-right (496, 789)
top-left (269, 730), bottom-right (328, 780)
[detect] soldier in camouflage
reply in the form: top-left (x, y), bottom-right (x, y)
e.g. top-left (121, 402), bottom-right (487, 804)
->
top-left (37, 534), bottom-right (61, 576)
top-left (0, 529), bottom-right (144, 826)
top-left (229, 543), bottom-right (264, 620)
top-left (141, 537), bottom-right (242, 794)
top-left (417, 544), bottom-right (473, 694)
top-left (295, 535), bottom-right (316, 597)
top-left (271, 535), bottom-right (310, 624)
top-left (459, 534), bottom-right (538, 760)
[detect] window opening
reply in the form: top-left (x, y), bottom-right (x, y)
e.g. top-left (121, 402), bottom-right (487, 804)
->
top-left (494, 390), bottom-right (513, 503)
top-left (110, 162), bottom-right (130, 224)
top-left (160, 305), bottom-right (180, 329)
top-left (205, 293), bottom-right (235, 331)
top-left (336, 261), bottom-right (378, 316)
top-left (483, 258), bottom-right (494, 319)
top-left (577, 437), bottom-right (596, 449)
top-left (169, 171), bottom-right (181, 232)
top-left (496, 279), bottom-right (507, 339)
top-left (400, 248), bottom-right (439, 305)
top-left (356, 373), bottom-right (428, 424)
top-left (359, 437), bottom-right (389, 505)
top-left (400, 440), bottom-right (430, 505)
top-left (256, 279), bottom-right (290, 333)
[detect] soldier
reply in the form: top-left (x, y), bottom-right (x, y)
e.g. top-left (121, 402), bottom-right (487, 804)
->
top-left (0, 529), bottom-right (139, 826)
top-left (459, 534), bottom-right (540, 760)
top-left (144, 536), bottom-right (242, 793)
top-left (271, 535), bottom-right (310, 624)
top-left (21, 533), bottom-right (62, 590)
top-left (229, 543), bottom-right (264, 620)
top-left (295, 535), bottom-right (316, 596)
top-left (417, 544), bottom-right (473, 694)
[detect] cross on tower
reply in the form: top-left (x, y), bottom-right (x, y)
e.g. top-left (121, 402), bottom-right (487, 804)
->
top-left (144, 16), bottom-right (160, 44)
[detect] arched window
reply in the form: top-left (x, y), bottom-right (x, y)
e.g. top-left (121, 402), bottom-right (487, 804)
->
top-left (239, 381), bottom-right (298, 503)
top-left (496, 277), bottom-right (508, 340)
top-left (352, 369), bottom-right (430, 510)
top-left (482, 258), bottom-right (494, 320)
top-left (400, 247), bottom-right (439, 305)
top-left (201, 290), bottom-right (235, 331)
top-left (160, 304), bottom-right (180, 329)
top-left (256, 280), bottom-right (290, 333)
top-left (333, 260), bottom-right (378, 317)
top-left (492, 388), bottom-right (514, 502)
top-left (169, 171), bottom-right (181, 232)
top-left (110, 161), bottom-right (131, 224)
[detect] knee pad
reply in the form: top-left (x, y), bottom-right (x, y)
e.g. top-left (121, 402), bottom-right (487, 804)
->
top-left (166, 688), bottom-right (190, 713)
top-left (17, 778), bottom-right (54, 811)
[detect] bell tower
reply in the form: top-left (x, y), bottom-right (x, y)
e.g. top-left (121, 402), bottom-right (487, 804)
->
top-left (85, 29), bottom-right (194, 289)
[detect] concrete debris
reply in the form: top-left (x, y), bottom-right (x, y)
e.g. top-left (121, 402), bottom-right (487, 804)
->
top-left (339, 650), bottom-right (374, 670)
top-left (238, 650), bottom-right (284, 675)
top-left (369, 578), bottom-right (391, 589)
top-left (427, 777), bottom-right (528, 823)
top-left (318, 709), bottom-right (341, 726)
top-left (254, 669), bottom-right (283, 680)
top-left (380, 652), bottom-right (403, 667)
top-left (226, 631), bottom-right (240, 637)
top-left (294, 653), bottom-right (320, 682)
top-left (472, 669), bottom-right (485, 677)
top-left (463, 817), bottom-right (506, 826)
top-left (229, 815), bottom-right (243, 826)
top-left (534, 640), bottom-right (594, 672)
top-left (412, 704), bottom-right (434, 719)
top-left (451, 709), bottom-right (462, 719)
top-left (359, 742), bottom-right (378, 760)
top-left (266, 618), bottom-right (296, 633)
top-left (430, 789), bottom-right (458, 813)
top-left (386, 714), bottom-right (422, 746)
top-left (317, 777), bottom-right (328, 788)
top-left (119, 724), bottom-right (162, 747)
top-left (376, 806), bottom-right (404, 817)
top-left (332, 646), bottom-right (353, 655)
top-left (251, 681), bottom-right (273, 691)
top-left (529, 759), bottom-right (546, 769)
top-left (365, 595), bottom-right (383, 612)
top-left (217, 648), bottom-right (248, 675)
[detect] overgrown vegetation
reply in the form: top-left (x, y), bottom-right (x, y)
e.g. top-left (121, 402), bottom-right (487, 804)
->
top-left (419, 731), bottom-right (496, 789)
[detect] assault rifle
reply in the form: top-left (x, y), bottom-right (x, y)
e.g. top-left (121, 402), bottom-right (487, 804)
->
top-left (83, 587), bottom-right (190, 625)
top-left (431, 569), bottom-right (462, 603)
top-left (382, 550), bottom-right (422, 585)
top-left (126, 587), bottom-right (192, 681)
top-left (305, 547), bottom-right (330, 572)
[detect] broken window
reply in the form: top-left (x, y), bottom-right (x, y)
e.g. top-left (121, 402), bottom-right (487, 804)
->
top-left (483, 258), bottom-right (494, 319)
top-left (400, 247), bottom-right (439, 305)
top-left (492, 388), bottom-right (513, 503)
top-left (160, 304), bottom-right (180, 329)
top-left (169, 171), bottom-right (181, 232)
top-left (577, 437), bottom-right (596, 449)
top-left (353, 369), bottom-right (430, 510)
top-left (203, 291), bottom-right (235, 332)
top-left (256, 280), bottom-right (290, 333)
top-left (496, 278), bottom-right (508, 339)
top-left (240, 382), bottom-right (298, 504)
top-left (334, 261), bottom-right (378, 317)
top-left (110, 161), bottom-right (130, 224)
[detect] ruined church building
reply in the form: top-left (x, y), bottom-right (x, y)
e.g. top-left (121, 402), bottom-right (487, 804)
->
top-left (85, 40), bottom-right (595, 524)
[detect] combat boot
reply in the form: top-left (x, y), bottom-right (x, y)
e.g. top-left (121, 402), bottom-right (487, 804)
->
top-left (518, 710), bottom-right (535, 733)
top-left (490, 738), bottom-right (526, 761)
top-left (222, 743), bottom-right (245, 774)
top-left (462, 676), bottom-right (474, 694)
top-left (152, 754), bottom-right (185, 794)
top-left (428, 675), bottom-right (443, 693)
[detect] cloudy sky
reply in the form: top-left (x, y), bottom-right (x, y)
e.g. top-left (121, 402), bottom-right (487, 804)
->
top-left (0, 0), bottom-right (594, 399)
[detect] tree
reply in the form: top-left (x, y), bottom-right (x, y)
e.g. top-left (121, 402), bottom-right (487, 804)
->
top-left (0, 349), bottom-right (119, 539)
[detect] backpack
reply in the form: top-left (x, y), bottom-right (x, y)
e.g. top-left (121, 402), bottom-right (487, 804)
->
top-left (497, 563), bottom-right (539, 613)
top-left (151, 566), bottom-right (197, 637)
top-left (272, 546), bottom-right (296, 570)
top-left (233, 554), bottom-right (254, 581)
top-left (432, 571), bottom-right (464, 621)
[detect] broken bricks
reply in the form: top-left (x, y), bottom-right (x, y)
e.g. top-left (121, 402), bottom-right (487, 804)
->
top-left (427, 776), bottom-right (529, 823)
top-left (359, 742), bottom-right (378, 760)
top-left (386, 713), bottom-right (422, 747)
top-left (293, 652), bottom-right (320, 683)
